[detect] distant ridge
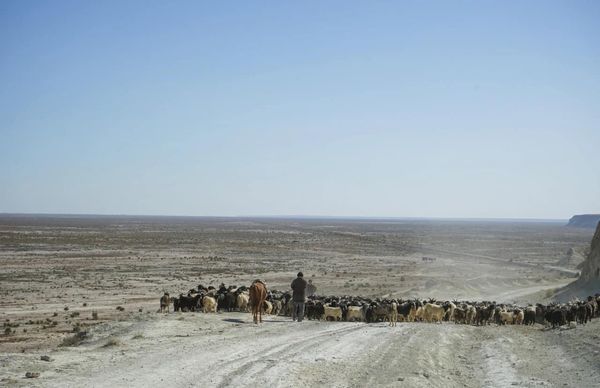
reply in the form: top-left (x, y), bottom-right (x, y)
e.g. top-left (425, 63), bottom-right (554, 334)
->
top-left (566, 214), bottom-right (600, 228)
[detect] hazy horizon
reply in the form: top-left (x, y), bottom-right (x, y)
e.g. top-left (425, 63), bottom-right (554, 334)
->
top-left (2, 1), bottom-right (599, 219)
top-left (0, 211), bottom-right (574, 223)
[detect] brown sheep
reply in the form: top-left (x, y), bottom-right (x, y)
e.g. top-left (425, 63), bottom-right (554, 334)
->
top-left (160, 293), bottom-right (170, 313)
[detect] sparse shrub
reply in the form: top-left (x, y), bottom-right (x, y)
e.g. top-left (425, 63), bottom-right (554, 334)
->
top-left (83, 303), bottom-right (87, 307)
top-left (132, 333), bottom-right (144, 340)
top-left (138, 308), bottom-right (143, 312)
top-left (70, 312), bottom-right (80, 318)
top-left (103, 337), bottom-right (121, 347)
top-left (4, 327), bottom-right (11, 336)
top-left (59, 333), bottom-right (84, 347)
top-left (53, 312), bottom-right (58, 317)
top-left (116, 306), bottom-right (125, 312)
top-left (91, 311), bottom-right (98, 320)
top-left (64, 307), bottom-right (69, 311)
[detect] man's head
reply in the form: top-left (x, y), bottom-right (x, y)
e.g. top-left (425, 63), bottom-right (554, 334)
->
top-left (297, 272), bottom-right (303, 278)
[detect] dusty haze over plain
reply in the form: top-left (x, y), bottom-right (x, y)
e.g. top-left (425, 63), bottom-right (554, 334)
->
top-left (1, 1), bottom-right (599, 219)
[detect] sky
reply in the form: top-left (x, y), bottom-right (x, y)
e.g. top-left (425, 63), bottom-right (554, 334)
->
top-left (1, 1), bottom-right (599, 219)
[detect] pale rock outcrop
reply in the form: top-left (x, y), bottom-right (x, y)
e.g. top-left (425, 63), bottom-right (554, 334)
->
top-left (578, 221), bottom-right (600, 283)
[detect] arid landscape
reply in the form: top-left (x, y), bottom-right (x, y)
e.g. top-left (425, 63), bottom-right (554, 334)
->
top-left (1, 215), bottom-right (599, 387)
top-left (3, 1), bottom-right (599, 387)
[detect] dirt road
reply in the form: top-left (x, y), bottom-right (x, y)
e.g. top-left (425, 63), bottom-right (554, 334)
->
top-left (3, 312), bottom-right (598, 388)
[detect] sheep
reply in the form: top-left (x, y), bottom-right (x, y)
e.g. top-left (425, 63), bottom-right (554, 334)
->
top-left (202, 296), bottom-right (217, 313)
top-left (323, 305), bottom-right (343, 321)
top-left (408, 301), bottom-right (424, 322)
top-left (373, 303), bottom-right (389, 322)
top-left (423, 303), bottom-right (445, 323)
top-left (388, 302), bottom-right (398, 327)
top-left (263, 300), bottom-right (273, 315)
top-left (544, 306), bottom-right (567, 328)
top-left (407, 304), bottom-right (422, 322)
top-left (236, 292), bottom-right (249, 312)
top-left (224, 292), bottom-right (237, 312)
top-left (416, 306), bottom-right (425, 321)
top-left (465, 305), bottom-right (476, 325)
top-left (443, 301), bottom-right (456, 322)
top-left (347, 306), bottom-right (363, 322)
top-left (178, 294), bottom-right (201, 312)
top-left (499, 310), bottom-right (514, 325)
top-left (271, 300), bottom-right (282, 315)
top-left (397, 301), bottom-right (413, 322)
top-left (159, 293), bottom-right (170, 313)
top-left (306, 300), bottom-right (325, 320)
top-left (453, 307), bottom-right (466, 324)
top-left (474, 304), bottom-right (495, 326)
top-left (513, 309), bottom-right (524, 325)
top-left (523, 307), bottom-right (536, 325)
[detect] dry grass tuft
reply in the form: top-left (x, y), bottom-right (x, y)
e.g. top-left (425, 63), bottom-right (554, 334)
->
top-left (103, 337), bottom-right (122, 347)
top-left (59, 332), bottom-right (87, 347)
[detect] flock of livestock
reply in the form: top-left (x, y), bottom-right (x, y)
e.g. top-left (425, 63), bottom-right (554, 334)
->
top-left (160, 283), bottom-right (600, 328)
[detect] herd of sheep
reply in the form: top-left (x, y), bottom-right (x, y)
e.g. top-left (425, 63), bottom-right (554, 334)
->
top-left (160, 283), bottom-right (600, 328)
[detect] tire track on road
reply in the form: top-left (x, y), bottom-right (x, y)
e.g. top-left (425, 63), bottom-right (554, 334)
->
top-left (215, 323), bottom-right (366, 387)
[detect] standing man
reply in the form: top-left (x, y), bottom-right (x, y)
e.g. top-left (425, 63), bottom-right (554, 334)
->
top-left (306, 279), bottom-right (317, 297)
top-left (290, 272), bottom-right (307, 322)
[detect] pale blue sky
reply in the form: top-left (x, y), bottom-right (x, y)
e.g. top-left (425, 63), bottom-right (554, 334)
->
top-left (1, 1), bottom-right (599, 218)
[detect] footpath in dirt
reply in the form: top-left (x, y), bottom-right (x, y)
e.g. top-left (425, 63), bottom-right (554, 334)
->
top-left (2, 312), bottom-right (599, 388)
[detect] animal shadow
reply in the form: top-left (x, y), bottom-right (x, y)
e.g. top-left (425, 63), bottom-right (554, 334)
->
top-left (222, 318), bottom-right (247, 324)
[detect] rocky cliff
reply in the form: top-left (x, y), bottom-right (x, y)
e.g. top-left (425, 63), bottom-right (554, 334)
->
top-left (566, 214), bottom-right (600, 228)
top-left (556, 221), bottom-right (600, 301)
top-left (578, 221), bottom-right (600, 283)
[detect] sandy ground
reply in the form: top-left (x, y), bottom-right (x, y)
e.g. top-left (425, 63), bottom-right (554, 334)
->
top-left (1, 215), bottom-right (598, 387)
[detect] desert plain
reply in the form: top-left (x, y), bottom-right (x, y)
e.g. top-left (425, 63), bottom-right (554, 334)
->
top-left (1, 215), bottom-right (599, 387)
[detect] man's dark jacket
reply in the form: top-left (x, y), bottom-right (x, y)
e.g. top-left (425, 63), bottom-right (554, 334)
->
top-left (291, 277), bottom-right (308, 302)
